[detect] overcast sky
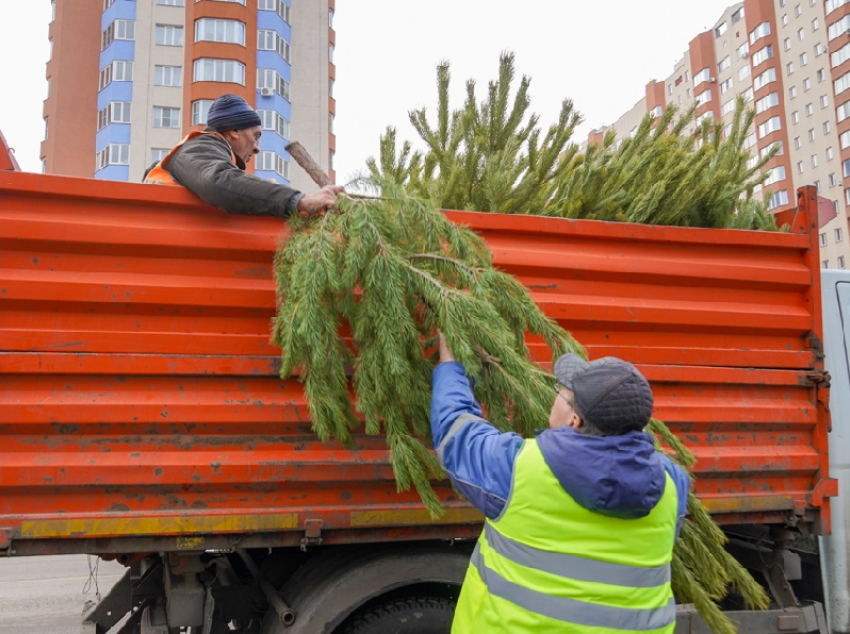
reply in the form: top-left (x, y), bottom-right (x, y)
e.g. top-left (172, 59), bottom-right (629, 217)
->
top-left (0, 1), bottom-right (738, 182)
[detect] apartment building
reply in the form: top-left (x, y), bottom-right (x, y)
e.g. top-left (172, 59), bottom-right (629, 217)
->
top-left (41, 0), bottom-right (335, 192)
top-left (589, 0), bottom-right (850, 269)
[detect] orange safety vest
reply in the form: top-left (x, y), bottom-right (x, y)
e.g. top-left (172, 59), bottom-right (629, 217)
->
top-left (143, 130), bottom-right (238, 186)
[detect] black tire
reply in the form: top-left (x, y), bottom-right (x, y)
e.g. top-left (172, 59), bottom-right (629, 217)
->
top-left (339, 595), bottom-right (455, 634)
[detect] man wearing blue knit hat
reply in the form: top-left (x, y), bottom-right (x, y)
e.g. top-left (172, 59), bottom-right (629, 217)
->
top-left (145, 94), bottom-right (341, 218)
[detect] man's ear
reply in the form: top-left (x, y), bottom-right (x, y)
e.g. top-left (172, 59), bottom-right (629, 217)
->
top-left (567, 413), bottom-right (582, 430)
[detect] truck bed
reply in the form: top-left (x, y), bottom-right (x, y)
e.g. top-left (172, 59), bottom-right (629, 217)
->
top-left (0, 172), bottom-right (835, 556)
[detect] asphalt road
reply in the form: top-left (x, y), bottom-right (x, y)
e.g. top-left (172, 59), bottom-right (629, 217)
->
top-left (0, 555), bottom-right (126, 634)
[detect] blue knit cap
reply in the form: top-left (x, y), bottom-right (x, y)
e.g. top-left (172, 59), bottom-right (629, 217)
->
top-left (207, 94), bottom-right (262, 132)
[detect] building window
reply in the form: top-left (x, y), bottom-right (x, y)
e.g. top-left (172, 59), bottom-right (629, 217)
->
top-left (794, 136), bottom-right (802, 149)
top-left (750, 21), bottom-right (771, 45)
top-left (258, 0), bottom-right (291, 23)
top-left (193, 58), bottom-right (246, 84)
top-left (97, 101), bottom-right (132, 130)
top-left (841, 130), bottom-right (850, 149)
top-left (649, 105), bottom-right (663, 118)
top-left (156, 25), bottom-right (184, 47)
top-left (815, 43), bottom-right (826, 57)
top-left (257, 68), bottom-right (290, 99)
top-left (829, 14), bottom-right (850, 41)
top-left (823, 260), bottom-right (830, 269)
top-left (837, 227), bottom-right (844, 242)
top-left (755, 92), bottom-right (779, 114)
top-left (99, 60), bottom-right (133, 89)
top-left (837, 71), bottom-right (850, 96)
top-left (769, 190), bottom-right (789, 209)
top-left (732, 6), bottom-right (744, 23)
top-left (742, 87), bottom-right (754, 103)
top-left (151, 148), bottom-right (169, 164)
top-left (792, 110), bottom-right (800, 124)
top-left (789, 85), bottom-right (797, 99)
top-left (258, 109), bottom-right (291, 139)
top-left (825, 121), bottom-right (832, 134)
top-left (800, 52), bottom-right (809, 66)
top-left (828, 146), bottom-right (835, 161)
top-left (329, 78), bottom-right (334, 98)
top-left (832, 42), bottom-right (850, 67)
top-left (715, 21), bottom-right (728, 38)
top-left (812, 154), bottom-right (820, 168)
top-left (765, 165), bottom-right (786, 185)
top-left (758, 116), bottom-right (782, 137)
top-left (196, 19), bottom-right (246, 45)
top-left (102, 19), bottom-right (135, 50)
top-left (809, 128), bottom-right (816, 141)
top-left (736, 42), bottom-right (749, 59)
top-left (43, 117), bottom-right (48, 140)
top-left (840, 256), bottom-right (847, 269)
top-left (718, 55), bottom-right (731, 73)
top-left (830, 173), bottom-right (838, 187)
top-left (827, 0), bottom-right (850, 13)
top-left (154, 65), bottom-right (182, 87)
top-left (744, 133), bottom-right (757, 149)
top-left (795, 4), bottom-right (802, 17)
top-left (798, 27), bottom-right (805, 40)
top-left (782, 14), bottom-right (789, 26)
top-left (812, 17), bottom-right (819, 31)
top-left (156, 0), bottom-right (184, 5)
top-left (784, 37), bottom-right (792, 51)
top-left (329, 43), bottom-right (334, 64)
top-left (257, 30), bottom-right (291, 62)
top-left (96, 143), bottom-right (130, 170)
top-left (721, 99), bottom-right (736, 115)
top-left (719, 77), bottom-right (732, 94)
top-left (805, 103), bottom-right (814, 116)
top-left (738, 65), bottom-right (751, 81)
top-left (752, 45), bottom-right (774, 66)
top-left (754, 67), bottom-right (777, 89)
top-left (153, 106), bottom-right (181, 128)
top-left (192, 100), bottom-right (213, 125)
top-left (696, 90), bottom-right (712, 106)
top-left (821, 94), bottom-right (830, 109)
top-left (787, 61), bottom-right (795, 75)
top-left (761, 141), bottom-right (784, 158)
top-left (817, 69), bottom-right (825, 83)
top-left (798, 160), bottom-right (805, 173)
top-left (256, 151), bottom-right (290, 179)
top-left (693, 68), bottom-right (711, 86)
top-left (820, 232), bottom-right (828, 246)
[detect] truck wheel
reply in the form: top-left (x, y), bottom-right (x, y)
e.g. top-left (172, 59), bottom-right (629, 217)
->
top-left (339, 596), bottom-right (454, 634)
top-left (258, 544), bottom-right (470, 634)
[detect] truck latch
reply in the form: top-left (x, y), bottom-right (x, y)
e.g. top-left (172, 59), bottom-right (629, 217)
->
top-left (0, 527), bottom-right (13, 552)
top-left (300, 519), bottom-right (323, 552)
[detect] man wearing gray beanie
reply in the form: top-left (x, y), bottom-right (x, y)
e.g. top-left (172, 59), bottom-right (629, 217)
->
top-left (145, 94), bottom-right (341, 217)
top-left (431, 333), bottom-right (690, 632)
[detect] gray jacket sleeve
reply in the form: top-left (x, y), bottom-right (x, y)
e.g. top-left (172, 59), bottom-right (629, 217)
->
top-left (165, 133), bottom-right (302, 218)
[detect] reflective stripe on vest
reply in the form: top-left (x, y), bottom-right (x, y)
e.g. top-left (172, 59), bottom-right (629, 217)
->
top-left (470, 543), bottom-right (677, 631)
top-left (482, 522), bottom-right (670, 588)
top-left (143, 130), bottom-right (236, 186)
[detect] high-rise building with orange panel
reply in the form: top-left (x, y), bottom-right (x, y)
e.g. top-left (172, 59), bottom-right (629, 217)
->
top-left (41, 0), bottom-right (335, 192)
top-left (588, 0), bottom-right (850, 270)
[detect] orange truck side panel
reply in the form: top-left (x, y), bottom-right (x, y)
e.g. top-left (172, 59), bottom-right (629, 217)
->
top-left (0, 172), bottom-right (833, 554)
